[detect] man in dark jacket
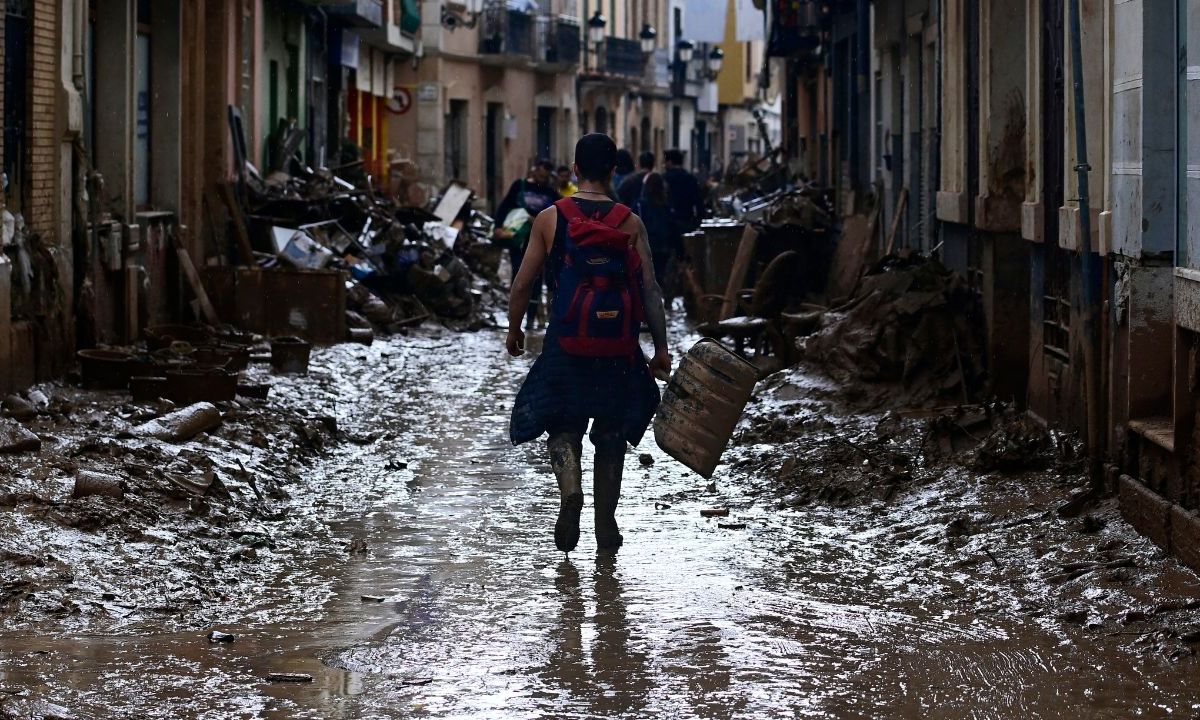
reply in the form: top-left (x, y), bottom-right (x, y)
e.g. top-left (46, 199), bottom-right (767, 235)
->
top-left (662, 149), bottom-right (704, 233)
top-left (616, 151), bottom-right (655, 205)
top-left (494, 159), bottom-right (560, 326)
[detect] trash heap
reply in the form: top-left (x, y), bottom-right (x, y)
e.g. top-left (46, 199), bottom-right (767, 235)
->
top-left (799, 251), bottom-right (986, 405)
top-left (236, 158), bottom-right (504, 334)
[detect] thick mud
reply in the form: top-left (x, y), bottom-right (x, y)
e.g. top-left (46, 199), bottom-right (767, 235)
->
top-left (2, 320), bottom-right (1200, 719)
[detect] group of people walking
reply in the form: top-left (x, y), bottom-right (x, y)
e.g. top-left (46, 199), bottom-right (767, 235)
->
top-left (494, 145), bottom-right (706, 328)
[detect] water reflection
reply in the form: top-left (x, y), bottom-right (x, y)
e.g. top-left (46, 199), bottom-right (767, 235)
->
top-left (536, 557), bottom-right (652, 718)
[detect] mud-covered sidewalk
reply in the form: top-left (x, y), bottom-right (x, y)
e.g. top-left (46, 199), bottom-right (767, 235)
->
top-left (3, 319), bottom-right (1200, 719)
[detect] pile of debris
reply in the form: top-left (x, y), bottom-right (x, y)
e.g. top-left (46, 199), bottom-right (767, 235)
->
top-left (226, 120), bottom-right (504, 335)
top-left (799, 252), bottom-right (986, 406)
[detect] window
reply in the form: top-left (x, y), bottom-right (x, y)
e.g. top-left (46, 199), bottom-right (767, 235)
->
top-left (3, 0), bottom-right (30, 212)
top-left (445, 99), bottom-right (468, 181)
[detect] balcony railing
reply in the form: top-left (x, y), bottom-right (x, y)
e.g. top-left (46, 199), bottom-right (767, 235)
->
top-left (598, 37), bottom-right (642, 77)
top-left (480, 4), bottom-right (535, 57)
top-left (535, 17), bottom-right (581, 66)
top-left (643, 48), bottom-right (670, 89)
top-left (321, 0), bottom-right (384, 28)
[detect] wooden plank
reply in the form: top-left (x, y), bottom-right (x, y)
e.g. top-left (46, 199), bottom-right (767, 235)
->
top-left (217, 181), bottom-right (256, 265)
top-left (175, 240), bottom-right (221, 325)
top-left (719, 224), bottom-right (760, 321)
top-left (827, 214), bottom-right (873, 301)
top-left (884, 186), bottom-right (909, 256)
top-left (124, 265), bottom-right (140, 343)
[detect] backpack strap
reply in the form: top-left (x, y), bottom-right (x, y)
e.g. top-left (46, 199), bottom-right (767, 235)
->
top-left (554, 197), bottom-right (586, 223)
top-left (601, 203), bottom-right (632, 229)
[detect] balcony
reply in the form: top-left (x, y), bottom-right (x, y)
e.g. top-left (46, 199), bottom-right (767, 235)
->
top-left (642, 48), bottom-right (671, 91)
top-left (320, 0), bottom-right (384, 28)
top-left (480, 5), bottom-right (535, 57)
top-left (535, 17), bottom-right (581, 66)
top-left (597, 37), bottom-right (642, 77)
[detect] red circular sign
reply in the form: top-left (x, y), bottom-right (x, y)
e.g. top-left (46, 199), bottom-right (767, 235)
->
top-left (387, 88), bottom-right (413, 115)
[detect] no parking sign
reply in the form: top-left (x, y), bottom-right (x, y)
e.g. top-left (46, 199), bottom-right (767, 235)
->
top-left (387, 87), bottom-right (413, 115)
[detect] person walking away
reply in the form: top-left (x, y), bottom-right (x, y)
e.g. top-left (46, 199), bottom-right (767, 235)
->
top-left (507, 133), bottom-right (672, 555)
top-left (662, 149), bottom-right (705, 234)
top-left (617, 151), bottom-right (655, 205)
top-left (633, 172), bottom-right (683, 290)
top-left (612, 149), bottom-right (636, 195)
top-left (494, 160), bottom-right (560, 327)
top-left (555, 165), bottom-right (578, 198)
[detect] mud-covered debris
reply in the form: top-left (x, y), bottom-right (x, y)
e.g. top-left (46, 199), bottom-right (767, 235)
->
top-left (700, 507), bottom-right (730, 518)
top-left (971, 414), bottom-right (1052, 472)
top-left (208, 631), bottom-right (235, 643)
top-left (799, 254), bottom-right (984, 406)
top-left (718, 522), bottom-right (748, 530)
top-left (73, 471), bottom-right (125, 500)
top-left (639, 453), bottom-right (655, 466)
top-left (136, 402), bottom-right (222, 443)
top-left (0, 419), bottom-right (40, 453)
top-left (654, 502), bottom-right (672, 510)
top-left (267, 673), bottom-right (314, 683)
top-left (163, 471), bottom-right (225, 499)
top-left (26, 389), bottom-right (50, 412)
top-left (346, 537), bottom-right (369, 554)
top-left (361, 595), bottom-right (385, 603)
top-left (2, 395), bottom-right (37, 422)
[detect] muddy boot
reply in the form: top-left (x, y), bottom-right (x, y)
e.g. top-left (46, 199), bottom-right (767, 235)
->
top-left (549, 433), bottom-right (584, 553)
top-left (591, 431), bottom-right (626, 553)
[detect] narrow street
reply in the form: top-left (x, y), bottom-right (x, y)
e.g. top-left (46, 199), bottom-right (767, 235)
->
top-left (3, 319), bottom-right (1199, 719)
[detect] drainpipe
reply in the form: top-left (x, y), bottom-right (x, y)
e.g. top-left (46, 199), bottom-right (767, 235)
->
top-left (853, 0), bottom-right (867, 195)
top-left (73, 0), bottom-right (85, 91)
top-left (1067, 0), bottom-right (1102, 485)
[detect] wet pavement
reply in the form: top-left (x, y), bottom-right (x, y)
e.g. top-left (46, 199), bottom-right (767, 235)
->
top-left (3, 323), bottom-right (1200, 719)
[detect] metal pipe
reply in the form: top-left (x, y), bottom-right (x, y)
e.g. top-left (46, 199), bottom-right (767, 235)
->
top-left (1067, 0), bottom-right (1102, 483)
top-left (72, 0), bottom-right (85, 90)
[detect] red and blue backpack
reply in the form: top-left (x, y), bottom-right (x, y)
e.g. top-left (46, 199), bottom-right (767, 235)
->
top-left (550, 198), bottom-right (645, 358)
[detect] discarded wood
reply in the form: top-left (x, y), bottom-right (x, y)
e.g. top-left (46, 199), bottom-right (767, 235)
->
top-left (267, 673), bottom-right (314, 683)
top-left (208, 631), bottom-right (235, 643)
top-left (884, 186), bottom-right (909, 256)
top-left (136, 402), bottom-right (222, 443)
top-left (827, 214), bottom-right (873, 301)
top-left (719, 224), bottom-right (760, 321)
top-left (174, 241), bottom-right (221, 325)
top-left (73, 471), bottom-right (125, 500)
top-left (718, 522), bottom-right (748, 530)
top-left (218, 182), bottom-right (257, 265)
top-left (700, 507), bottom-right (730, 518)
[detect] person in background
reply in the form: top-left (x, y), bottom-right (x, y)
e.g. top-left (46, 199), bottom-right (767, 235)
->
top-left (616, 151), bottom-right (655, 206)
top-left (494, 159), bottom-right (561, 327)
top-left (612, 149), bottom-right (636, 194)
top-left (633, 172), bottom-right (683, 289)
top-left (555, 165), bottom-right (578, 198)
top-left (662, 149), bottom-right (705, 234)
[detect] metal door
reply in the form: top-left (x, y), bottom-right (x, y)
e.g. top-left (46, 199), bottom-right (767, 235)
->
top-left (1041, 0), bottom-right (1072, 365)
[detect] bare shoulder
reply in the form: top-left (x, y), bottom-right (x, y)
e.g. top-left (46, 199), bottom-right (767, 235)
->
top-left (619, 206), bottom-right (646, 235)
top-left (534, 205), bottom-right (559, 225)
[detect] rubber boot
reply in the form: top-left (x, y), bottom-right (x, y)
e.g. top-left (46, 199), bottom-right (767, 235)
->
top-left (591, 430), bottom-right (626, 553)
top-left (549, 433), bottom-right (584, 553)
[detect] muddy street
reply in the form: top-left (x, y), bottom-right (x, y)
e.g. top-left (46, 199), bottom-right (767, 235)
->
top-left (2, 322), bottom-right (1200, 719)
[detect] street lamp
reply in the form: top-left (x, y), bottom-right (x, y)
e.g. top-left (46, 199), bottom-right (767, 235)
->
top-left (639, 24), bottom-right (657, 54)
top-left (588, 10), bottom-right (607, 45)
top-left (676, 38), bottom-right (695, 63)
top-left (707, 46), bottom-right (724, 76)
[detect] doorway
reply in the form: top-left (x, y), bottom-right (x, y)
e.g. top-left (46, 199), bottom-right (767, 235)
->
top-left (486, 102), bottom-right (503, 211)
